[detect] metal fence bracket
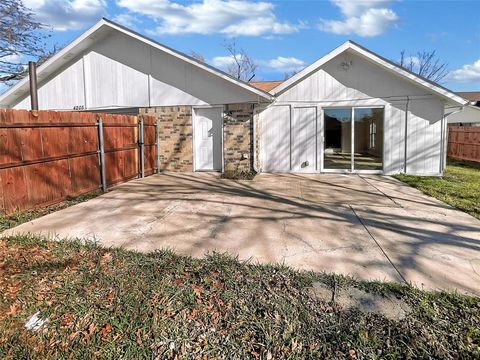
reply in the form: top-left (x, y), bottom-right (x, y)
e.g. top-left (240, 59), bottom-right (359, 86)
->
top-left (97, 116), bottom-right (107, 192)
top-left (139, 117), bottom-right (145, 178)
top-left (156, 119), bottom-right (160, 173)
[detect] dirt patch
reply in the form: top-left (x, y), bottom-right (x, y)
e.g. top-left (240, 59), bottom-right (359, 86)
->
top-left (309, 282), bottom-right (411, 320)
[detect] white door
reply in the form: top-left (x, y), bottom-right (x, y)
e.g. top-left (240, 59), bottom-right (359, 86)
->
top-left (194, 107), bottom-right (223, 171)
top-left (292, 107), bottom-right (317, 172)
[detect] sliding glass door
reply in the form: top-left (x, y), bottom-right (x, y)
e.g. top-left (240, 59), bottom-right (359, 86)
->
top-left (323, 107), bottom-right (384, 172)
top-left (323, 108), bottom-right (352, 170)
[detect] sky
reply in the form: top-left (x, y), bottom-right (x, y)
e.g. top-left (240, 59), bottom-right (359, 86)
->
top-left (3, 0), bottom-right (480, 93)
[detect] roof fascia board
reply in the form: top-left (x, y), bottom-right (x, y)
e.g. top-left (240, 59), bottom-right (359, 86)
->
top-left (0, 19), bottom-right (108, 104)
top-left (271, 42), bottom-right (350, 94)
top-left (349, 43), bottom-right (467, 105)
top-left (1, 18), bottom-right (273, 105)
top-left (272, 41), bottom-right (467, 106)
top-left (103, 20), bottom-right (273, 100)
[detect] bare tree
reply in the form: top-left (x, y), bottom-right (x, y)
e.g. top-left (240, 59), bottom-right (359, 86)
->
top-left (190, 51), bottom-right (205, 63)
top-left (0, 0), bottom-right (52, 83)
top-left (399, 50), bottom-right (449, 83)
top-left (283, 70), bottom-right (298, 80)
top-left (222, 39), bottom-right (257, 82)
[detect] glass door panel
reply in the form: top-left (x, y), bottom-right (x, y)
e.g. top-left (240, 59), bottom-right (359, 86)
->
top-left (353, 108), bottom-right (384, 171)
top-left (323, 108), bottom-right (352, 170)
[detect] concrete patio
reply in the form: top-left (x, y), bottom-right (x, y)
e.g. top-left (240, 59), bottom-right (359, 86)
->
top-left (4, 172), bottom-right (480, 295)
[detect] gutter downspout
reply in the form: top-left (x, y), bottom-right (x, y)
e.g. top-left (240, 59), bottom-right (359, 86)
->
top-left (253, 104), bottom-right (258, 172)
top-left (403, 96), bottom-right (410, 173)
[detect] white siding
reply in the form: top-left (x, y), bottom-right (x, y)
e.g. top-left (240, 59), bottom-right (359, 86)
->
top-left (406, 98), bottom-right (444, 175)
top-left (86, 51), bottom-right (149, 108)
top-left (277, 50), bottom-right (428, 104)
top-left (292, 107), bottom-right (317, 172)
top-left (12, 30), bottom-right (263, 110)
top-left (447, 106), bottom-right (480, 124)
top-left (259, 105), bottom-right (291, 172)
top-left (15, 58), bottom-right (85, 111)
top-left (260, 50), bottom-right (445, 175)
top-left (383, 102), bottom-right (406, 174)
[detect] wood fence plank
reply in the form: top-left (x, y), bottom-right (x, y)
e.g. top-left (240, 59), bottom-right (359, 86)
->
top-left (448, 126), bottom-right (480, 163)
top-left (0, 109), bottom-right (150, 214)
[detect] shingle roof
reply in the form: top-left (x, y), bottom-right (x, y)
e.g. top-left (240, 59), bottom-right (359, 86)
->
top-left (457, 92), bottom-right (480, 102)
top-left (250, 80), bottom-right (284, 93)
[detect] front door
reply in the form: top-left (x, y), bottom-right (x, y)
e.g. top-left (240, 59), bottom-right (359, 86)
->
top-left (194, 107), bottom-right (223, 171)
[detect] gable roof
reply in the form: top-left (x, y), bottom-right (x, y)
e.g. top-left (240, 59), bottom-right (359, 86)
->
top-left (250, 80), bottom-right (284, 92)
top-left (457, 92), bottom-right (480, 106)
top-left (271, 40), bottom-right (468, 106)
top-left (0, 18), bottom-right (273, 107)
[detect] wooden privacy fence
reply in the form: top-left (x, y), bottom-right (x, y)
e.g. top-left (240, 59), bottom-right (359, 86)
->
top-left (0, 109), bottom-right (158, 214)
top-left (448, 126), bottom-right (480, 163)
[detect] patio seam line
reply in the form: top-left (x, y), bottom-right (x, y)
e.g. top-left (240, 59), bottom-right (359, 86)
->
top-left (348, 204), bottom-right (409, 285)
top-left (358, 175), bottom-right (402, 207)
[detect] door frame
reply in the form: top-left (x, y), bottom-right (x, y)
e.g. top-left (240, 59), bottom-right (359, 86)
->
top-left (320, 105), bottom-right (385, 174)
top-left (192, 105), bottom-right (224, 172)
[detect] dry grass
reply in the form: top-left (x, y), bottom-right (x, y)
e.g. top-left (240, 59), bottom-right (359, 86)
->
top-left (1, 235), bottom-right (479, 359)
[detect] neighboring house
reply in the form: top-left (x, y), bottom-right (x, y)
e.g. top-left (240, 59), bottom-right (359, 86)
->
top-left (456, 92), bottom-right (480, 107)
top-left (0, 19), bottom-right (469, 176)
top-left (447, 92), bottom-right (480, 126)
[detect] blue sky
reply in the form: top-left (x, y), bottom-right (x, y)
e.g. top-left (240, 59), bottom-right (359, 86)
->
top-left (4, 0), bottom-right (480, 92)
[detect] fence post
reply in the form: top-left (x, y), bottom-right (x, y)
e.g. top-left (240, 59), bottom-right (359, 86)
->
top-left (156, 118), bottom-right (160, 173)
top-left (97, 116), bottom-right (107, 192)
top-left (139, 117), bottom-right (145, 178)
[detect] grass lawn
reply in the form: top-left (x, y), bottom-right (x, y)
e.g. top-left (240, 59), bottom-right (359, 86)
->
top-left (394, 160), bottom-right (480, 220)
top-left (0, 192), bottom-right (99, 232)
top-left (1, 235), bottom-right (479, 359)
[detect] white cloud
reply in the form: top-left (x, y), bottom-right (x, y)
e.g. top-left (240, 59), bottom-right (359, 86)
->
top-left (401, 56), bottom-right (421, 68)
top-left (211, 54), bottom-right (305, 73)
top-left (448, 60), bottom-right (480, 83)
top-left (319, 0), bottom-right (399, 37)
top-left (211, 55), bottom-right (238, 68)
top-left (0, 54), bottom-right (23, 64)
top-left (116, 0), bottom-right (299, 36)
top-left (23, 0), bottom-right (106, 31)
top-left (261, 56), bottom-right (306, 73)
top-left (112, 13), bottom-right (138, 28)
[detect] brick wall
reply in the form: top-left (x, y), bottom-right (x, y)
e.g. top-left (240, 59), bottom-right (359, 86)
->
top-left (140, 104), bottom-right (255, 173)
top-left (223, 103), bottom-right (254, 172)
top-left (140, 106), bottom-right (193, 171)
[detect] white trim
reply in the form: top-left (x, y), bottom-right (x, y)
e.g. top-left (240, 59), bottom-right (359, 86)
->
top-left (0, 20), bottom-right (106, 106)
top-left (272, 41), bottom-right (467, 106)
top-left (321, 105), bottom-right (386, 174)
top-left (0, 18), bottom-right (273, 107)
top-left (192, 106), bottom-right (224, 172)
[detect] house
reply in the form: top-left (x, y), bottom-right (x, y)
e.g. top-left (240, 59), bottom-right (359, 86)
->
top-left (456, 92), bottom-right (480, 107)
top-left (447, 92), bottom-right (480, 126)
top-left (0, 18), bottom-right (469, 176)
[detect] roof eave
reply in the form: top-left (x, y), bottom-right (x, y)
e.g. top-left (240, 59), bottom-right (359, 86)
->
top-left (0, 18), bottom-right (274, 106)
top-left (271, 40), bottom-right (467, 106)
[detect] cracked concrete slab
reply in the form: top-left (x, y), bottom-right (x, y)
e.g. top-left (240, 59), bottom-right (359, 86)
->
top-left (3, 172), bottom-right (480, 294)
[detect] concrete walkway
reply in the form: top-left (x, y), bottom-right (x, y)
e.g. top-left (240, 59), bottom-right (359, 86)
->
top-left (4, 173), bottom-right (480, 295)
